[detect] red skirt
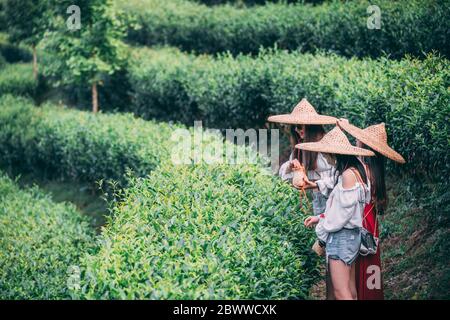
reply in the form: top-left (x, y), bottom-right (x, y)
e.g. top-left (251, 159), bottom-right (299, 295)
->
top-left (355, 202), bottom-right (384, 300)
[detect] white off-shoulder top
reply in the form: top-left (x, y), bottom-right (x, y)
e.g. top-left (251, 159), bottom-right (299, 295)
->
top-left (315, 172), bottom-right (371, 242)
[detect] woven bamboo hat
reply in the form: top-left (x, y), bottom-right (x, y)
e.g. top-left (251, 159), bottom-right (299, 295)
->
top-left (295, 126), bottom-right (375, 157)
top-left (337, 120), bottom-right (406, 163)
top-left (267, 98), bottom-right (337, 125)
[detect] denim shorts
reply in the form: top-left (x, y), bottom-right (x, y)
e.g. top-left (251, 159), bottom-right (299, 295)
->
top-left (326, 228), bottom-right (361, 265)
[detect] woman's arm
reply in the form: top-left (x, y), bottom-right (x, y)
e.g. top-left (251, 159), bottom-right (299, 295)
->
top-left (313, 154), bottom-right (337, 195)
top-left (315, 168), bottom-right (336, 196)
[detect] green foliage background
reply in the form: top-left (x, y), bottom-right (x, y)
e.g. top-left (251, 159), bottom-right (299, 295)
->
top-left (120, 0), bottom-right (450, 58)
top-left (125, 48), bottom-right (450, 180)
top-left (0, 33), bottom-right (32, 63)
top-left (0, 95), bottom-right (175, 186)
top-left (0, 173), bottom-right (95, 299)
top-left (0, 63), bottom-right (37, 97)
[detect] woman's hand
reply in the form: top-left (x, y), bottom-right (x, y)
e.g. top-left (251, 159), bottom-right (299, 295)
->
top-left (304, 215), bottom-right (320, 228)
top-left (302, 179), bottom-right (317, 189)
top-left (290, 159), bottom-right (302, 170)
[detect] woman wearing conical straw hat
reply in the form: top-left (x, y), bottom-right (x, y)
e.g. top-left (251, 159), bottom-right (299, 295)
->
top-left (268, 98), bottom-right (338, 300)
top-left (298, 126), bottom-right (375, 300)
top-left (337, 119), bottom-right (405, 300)
top-left (267, 98), bottom-right (338, 217)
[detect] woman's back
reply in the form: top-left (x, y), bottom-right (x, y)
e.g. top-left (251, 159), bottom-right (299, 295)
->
top-left (316, 168), bottom-right (371, 242)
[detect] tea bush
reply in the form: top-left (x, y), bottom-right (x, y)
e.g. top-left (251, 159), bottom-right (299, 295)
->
top-left (0, 95), bottom-right (177, 186)
top-left (0, 3), bottom-right (4, 32)
top-left (0, 52), bottom-right (5, 68)
top-left (190, 0), bottom-right (318, 5)
top-left (120, 0), bottom-right (450, 58)
top-left (0, 32), bottom-right (32, 63)
top-left (50, 69), bottom-right (132, 113)
top-left (127, 47), bottom-right (450, 179)
top-left (0, 63), bottom-right (37, 97)
top-left (79, 162), bottom-right (319, 299)
top-left (0, 173), bottom-right (95, 299)
top-left (0, 95), bottom-right (320, 299)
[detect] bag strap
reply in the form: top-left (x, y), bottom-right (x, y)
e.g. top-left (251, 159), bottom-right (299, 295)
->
top-left (373, 206), bottom-right (378, 237)
top-left (348, 168), bottom-right (370, 221)
top-left (349, 168), bottom-right (378, 237)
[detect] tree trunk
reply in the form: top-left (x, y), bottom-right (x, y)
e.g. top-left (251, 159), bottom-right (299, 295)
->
top-left (92, 82), bottom-right (98, 113)
top-left (32, 45), bottom-right (38, 80)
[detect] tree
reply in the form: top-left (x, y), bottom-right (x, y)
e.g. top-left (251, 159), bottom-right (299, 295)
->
top-left (3, 0), bottom-right (51, 79)
top-left (42, 0), bottom-right (127, 112)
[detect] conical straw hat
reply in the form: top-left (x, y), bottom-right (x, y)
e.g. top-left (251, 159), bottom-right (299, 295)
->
top-left (267, 98), bottom-right (337, 125)
top-left (295, 126), bottom-right (375, 157)
top-left (338, 120), bottom-right (405, 163)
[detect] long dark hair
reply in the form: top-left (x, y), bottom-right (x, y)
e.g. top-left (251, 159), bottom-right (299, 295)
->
top-left (361, 145), bottom-right (388, 215)
top-left (290, 124), bottom-right (326, 170)
top-left (334, 154), bottom-right (368, 187)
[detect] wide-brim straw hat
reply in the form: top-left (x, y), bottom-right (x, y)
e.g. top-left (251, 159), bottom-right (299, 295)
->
top-left (338, 120), bottom-right (406, 163)
top-left (295, 126), bottom-right (375, 157)
top-left (267, 98), bottom-right (337, 125)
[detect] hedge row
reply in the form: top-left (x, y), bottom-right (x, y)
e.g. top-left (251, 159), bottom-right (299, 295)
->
top-left (0, 63), bottom-right (37, 97)
top-left (0, 95), bottom-right (319, 299)
top-left (0, 95), bottom-right (176, 186)
top-left (78, 161), bottom-right (318, 299)
top-left (120, 0), bottom-right (450, 58)
top-left (0, 173), bottom-right (95, 299)
top-left (127, 47), bottom-right (450, 179)
top-left (190, 0), bottom-right (318, 6)
top-left (0, 52), bottom-right (5, 67)
top-left (0, 33), bottom-right (32, 63)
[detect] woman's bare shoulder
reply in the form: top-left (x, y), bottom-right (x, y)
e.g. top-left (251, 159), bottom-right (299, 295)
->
top-left (342, 169), bottom-right (357, 189)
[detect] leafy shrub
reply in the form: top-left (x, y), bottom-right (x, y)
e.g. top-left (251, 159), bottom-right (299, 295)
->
top-left (0, 95), bottom-right (320, 299)
top-left (0, 95), bottom-right (177, 186)
top-left (0, 173), bottom-right (95, 299)
top-left (0, 32), bottom-right (32, 63)
top-left (120, 0), bottom-right (450, 58)
top-left (127, 47), bottom-right (450, 179)
top-left (79, 162), bottom-right (319, 299)
top-left (0, 63), bottom-right (37, 97)
top-left (190, 0), bottom-right (320, 6)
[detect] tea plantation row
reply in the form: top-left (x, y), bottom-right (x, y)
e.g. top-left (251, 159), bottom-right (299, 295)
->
top-left (7, 43), bottom-right (450, 181)
top-left (189, 0), bottom-right (316, 6)
top-left (119, 0), bottom-right (450, 58)
top-left (78, 163), bottom-right (317, 299)
top-left (0, 95), bottom-right (319, 299)
top-left (0, 173), bottom-right (95, 299)
top-left (0, 63), bottom-right (37, 97)
top-left (125, 47), bottom-right (450, 179)
top-left (0, 34), bottom-right (36, 96)
top-left (4, 46), bottom-right (449, 180)
top-left (0, 95), bottom-right (175, 186)
top-left (0, 32), bottom-right (32, 63)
